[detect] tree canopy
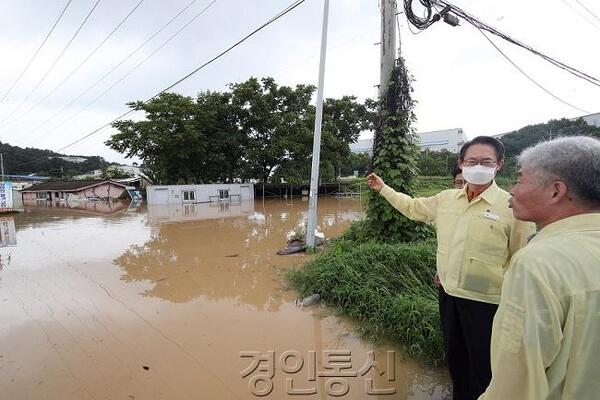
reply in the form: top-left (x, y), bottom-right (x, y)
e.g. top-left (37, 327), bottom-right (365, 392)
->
top-left (106, 77), bottom-right (374, 184)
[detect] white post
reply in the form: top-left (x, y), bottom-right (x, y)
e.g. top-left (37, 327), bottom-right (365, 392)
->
top-left (306, 0), bottom-right (330, 249)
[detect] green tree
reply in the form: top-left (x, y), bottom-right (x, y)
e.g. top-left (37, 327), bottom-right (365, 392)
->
top-left (107, 91), bottom-right (244, 184)
top-left (229, 77), bottom-right (315, 183)
top-left (417, 150), bottom-right (458, 176)
top-left (106, 77), bottom-right (373, 184)
top-left (319, 96), bottom-right (373, 178)
top-left (102, 165), bottom-right (134, 179)
top-left (271, 95), bottom-right (374, 184)
top-left (340, 152), bottom-right (371, 177)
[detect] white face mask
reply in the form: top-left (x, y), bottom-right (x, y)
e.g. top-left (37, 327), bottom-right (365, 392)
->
top-left (461, 165), bottom-right (496, 185)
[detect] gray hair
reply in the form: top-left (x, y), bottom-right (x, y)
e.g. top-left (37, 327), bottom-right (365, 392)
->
top-left (517, 135), bottom-right (600, 206)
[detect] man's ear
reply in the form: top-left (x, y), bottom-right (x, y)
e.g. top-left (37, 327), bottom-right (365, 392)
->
top-left (549, 181), bottom-right (569, 204)
top-left (457, 159), bottom-right (464, 169)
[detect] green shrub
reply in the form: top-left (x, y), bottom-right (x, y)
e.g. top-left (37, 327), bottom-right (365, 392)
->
top-left (287, 239), bottom-right (444, 365)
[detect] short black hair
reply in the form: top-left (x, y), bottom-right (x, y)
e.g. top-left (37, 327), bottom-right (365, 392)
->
top-left (459, 136), bottom-right (505, 162)
top-left (453, 165), bottom-right (462, 179)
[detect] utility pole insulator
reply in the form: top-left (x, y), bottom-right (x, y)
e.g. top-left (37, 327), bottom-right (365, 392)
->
top-left (443, 13), bottom-right (460, 27)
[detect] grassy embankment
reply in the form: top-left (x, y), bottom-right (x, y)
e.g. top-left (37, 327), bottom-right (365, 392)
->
top-left (287, 175), bottom-right (517, 365)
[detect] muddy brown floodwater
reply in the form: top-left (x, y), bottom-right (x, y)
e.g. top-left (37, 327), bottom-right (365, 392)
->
top-left (0, 197), bottom-right (450, 400)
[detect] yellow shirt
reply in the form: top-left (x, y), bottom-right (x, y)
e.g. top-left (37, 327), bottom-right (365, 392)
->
top-left (479, 213), bottom-right (600, 400)
top-left (380, 181), bottom-right (535, 304)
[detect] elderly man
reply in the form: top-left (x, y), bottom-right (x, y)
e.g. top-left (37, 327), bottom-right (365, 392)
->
top-left (479, 136), bottom-right (600, 400)
top-left (367, 136), bottom-right (535, 400)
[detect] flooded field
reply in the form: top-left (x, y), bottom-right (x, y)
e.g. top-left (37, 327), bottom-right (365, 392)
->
top-left (0, 197), bottom-right (449, 399)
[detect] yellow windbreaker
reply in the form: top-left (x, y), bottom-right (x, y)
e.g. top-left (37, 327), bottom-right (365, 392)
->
top-left (479, 213), bottom-right (600, 400)
top-left (380, 181), bottom-right (535, 304)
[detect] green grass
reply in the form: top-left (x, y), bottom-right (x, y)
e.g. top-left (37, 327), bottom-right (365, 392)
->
top-left (414, 176), bottom-right (453, 197)
top-left (287, 239), bottom-right (445, 365)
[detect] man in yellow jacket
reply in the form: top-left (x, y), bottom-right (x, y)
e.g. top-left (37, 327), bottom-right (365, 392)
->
top-left (367, 136), bottom-right (535, 400)
top-left (479, 136), bottom-right (600, 400)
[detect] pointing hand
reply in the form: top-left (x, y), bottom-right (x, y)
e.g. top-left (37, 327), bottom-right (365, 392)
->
top-left (367, 173), bottom-right (384, 192)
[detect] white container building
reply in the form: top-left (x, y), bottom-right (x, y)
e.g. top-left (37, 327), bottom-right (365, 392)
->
top-left (146, 183), bottom-right (254, 205)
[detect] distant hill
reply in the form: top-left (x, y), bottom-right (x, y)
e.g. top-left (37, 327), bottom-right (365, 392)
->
top-left (498, 117), bottom-right (600, 176)
top-left (500, 117), bottom-right (600, 158)
top-left (0, 141), bottom-right (108, 178)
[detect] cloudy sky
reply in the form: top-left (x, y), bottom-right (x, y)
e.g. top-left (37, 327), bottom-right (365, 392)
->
top-left (0, 0), bottom-right (598, 167)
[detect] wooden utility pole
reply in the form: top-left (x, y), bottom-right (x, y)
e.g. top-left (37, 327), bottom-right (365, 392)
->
top-left (380, 0), bottom-right (397, 99)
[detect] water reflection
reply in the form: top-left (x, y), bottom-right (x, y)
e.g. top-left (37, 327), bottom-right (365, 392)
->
top-left (0, 216), bottom-right (17, 275)
top-left (116, 198), bottom-right (362, 306)
top-left (23, 198), bottom-right (132, 216)
top-left (147, 200), bottom-right (255, 224)
top-left (0, 216), bottom-right (17, 247)
top-left (0, 197), bottom-right (452, 399)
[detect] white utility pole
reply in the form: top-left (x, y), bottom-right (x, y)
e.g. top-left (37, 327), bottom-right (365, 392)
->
top-left (306, 0), bottom-right (330, 249)
top-left (380, 0), bottom-right (397, 98)
top-left (0, 153), bottom-right (4, 182)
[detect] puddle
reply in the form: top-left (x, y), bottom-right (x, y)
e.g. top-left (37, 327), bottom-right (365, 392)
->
top-left (0, 198), bottom-right (450, 399)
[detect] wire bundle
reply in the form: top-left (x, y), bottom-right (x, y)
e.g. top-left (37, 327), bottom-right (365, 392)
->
top-left (402, 0), bottom-right (600, 89)
top-left (403, 0), bottom-right (436, 30)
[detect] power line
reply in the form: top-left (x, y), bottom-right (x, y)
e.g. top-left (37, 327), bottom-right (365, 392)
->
top-left (403, 0), bottom-right (600, 88)
top-left (574, 0), bottom-right (600, 24)
top-left (10, 0), bottom-right (307, 170)
top-left (23, 0), bottom-right (217, 146)
top-left (8, 0), bottom-right (146, 127)
top-left (1, 0), bottom-right (102, 125)
top-left (444, 0), bottom-right (600, 87)
top-left (0, 0), bottom-right (73, 104)
top-left (144, 0), bottom-right (307, 101)
top-left (477, 27), bottom-right (590, 113)
top-left (17, 0), bottom-right (203, 143)
top-left (560, 0), bottom-right (600, 32)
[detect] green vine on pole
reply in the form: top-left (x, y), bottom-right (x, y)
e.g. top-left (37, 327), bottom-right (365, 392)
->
top-left (366, 57), bottom-right (432, 242)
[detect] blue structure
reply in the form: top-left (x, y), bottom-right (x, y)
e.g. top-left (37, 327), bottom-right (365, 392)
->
top-left (5, 174), bottom-right (50, 181)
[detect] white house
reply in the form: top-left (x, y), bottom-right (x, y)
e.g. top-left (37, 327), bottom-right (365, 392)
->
top-left (577, 112), bottom-right (600, 127)
top-left (54, 156), bottom-right (88, 163)
top-left (418, 128), bottom-right (467, 152)
top-left (350, 128), bottom-right (467, 155)
top-left (146, 183), bottom-right (254, 205)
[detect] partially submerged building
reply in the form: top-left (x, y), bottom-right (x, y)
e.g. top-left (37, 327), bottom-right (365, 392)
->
top-left (146, 183), bottom-right (254, 205)
top-left (21, 180), bottom-right (129, 202)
